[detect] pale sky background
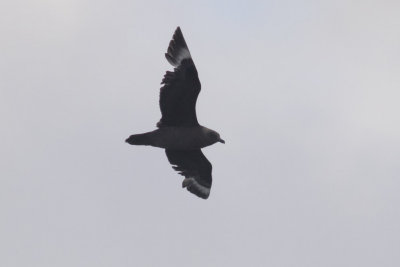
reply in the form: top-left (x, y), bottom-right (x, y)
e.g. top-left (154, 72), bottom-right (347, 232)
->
top-left (1, 0), bottom-right (400, 266)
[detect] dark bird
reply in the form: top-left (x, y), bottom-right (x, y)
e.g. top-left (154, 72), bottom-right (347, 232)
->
top-left (126, 27), bottom-right (224, 199)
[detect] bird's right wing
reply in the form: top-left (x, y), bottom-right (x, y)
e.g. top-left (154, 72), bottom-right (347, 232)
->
top-left (158, 27), bottom-right (201, 128)
top-left (165, 149), bottom-right (212, 199)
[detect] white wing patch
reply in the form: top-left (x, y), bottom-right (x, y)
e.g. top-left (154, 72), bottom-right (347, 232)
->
top-left (172, 48), bottom-right (191, 67)
top-left (182, 177), bottom-right (210, 197)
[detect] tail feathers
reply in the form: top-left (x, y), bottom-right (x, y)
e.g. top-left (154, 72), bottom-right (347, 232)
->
top-left (125, 133), bottom-right (151, 146)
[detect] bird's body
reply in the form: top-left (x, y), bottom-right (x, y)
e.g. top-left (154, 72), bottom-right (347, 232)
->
top-left (127, 126), bottom-right (221, 150)
top-left (126, 27), bottom-right (224, 199)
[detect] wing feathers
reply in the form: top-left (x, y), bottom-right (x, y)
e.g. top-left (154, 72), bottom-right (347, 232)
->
top-left (164, 27), bottom-right (192, 67)
top-left (161, 71), bottom-right (176, 85)
top-left (158, 27), bottom-right (201, 128)
top-left (165, 149), bottom-right (212, 199)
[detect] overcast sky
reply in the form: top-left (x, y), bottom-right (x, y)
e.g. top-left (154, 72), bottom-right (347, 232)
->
top-left (1, 0), bottom-right (400, 266)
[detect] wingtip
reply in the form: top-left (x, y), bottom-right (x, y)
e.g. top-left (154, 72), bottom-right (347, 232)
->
top-left (174, 27), bottom-right (184, 40)
top-left (182, 177), bottom-right (211, 199)
top-left (164, 28), bottom-right (191, 67)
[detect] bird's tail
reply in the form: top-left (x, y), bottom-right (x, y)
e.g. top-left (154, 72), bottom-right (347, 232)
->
top-left (125, 133), bottom-right (152, 146)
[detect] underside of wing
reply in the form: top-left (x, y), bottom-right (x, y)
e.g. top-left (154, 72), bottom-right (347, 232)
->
top-left (165, 149), bottom-right (212, 199)
top-left (158, 27), bottom-right (201, 128)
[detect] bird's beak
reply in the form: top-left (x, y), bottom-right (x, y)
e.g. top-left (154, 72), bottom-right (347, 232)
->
top-left (219, 138), bottom-right (225, 144)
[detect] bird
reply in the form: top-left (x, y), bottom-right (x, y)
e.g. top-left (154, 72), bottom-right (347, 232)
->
top-left (126, 27), bottom-right (224, 199)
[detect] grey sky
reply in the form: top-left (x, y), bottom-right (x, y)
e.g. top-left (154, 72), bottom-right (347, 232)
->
top-left (1, 0), bottom-right (400, 266)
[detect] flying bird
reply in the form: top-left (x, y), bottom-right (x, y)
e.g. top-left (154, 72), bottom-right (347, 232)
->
top-left (125, 27), bottom-right (225, 199)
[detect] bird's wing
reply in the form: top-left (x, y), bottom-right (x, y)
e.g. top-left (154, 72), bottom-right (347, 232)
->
top-left (165, 149), bottom-right (212, 199)
top-left (158, 27), bottom-right (201, 128)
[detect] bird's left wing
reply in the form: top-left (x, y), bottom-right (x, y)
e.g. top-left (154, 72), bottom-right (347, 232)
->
top-left (165, 149), bottom-right (212, 199)
top-left (158, 27), bottom-right (201, 128)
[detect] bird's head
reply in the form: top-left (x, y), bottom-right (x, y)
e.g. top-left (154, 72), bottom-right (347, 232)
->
top-left (207, 130), bottom-right (225, 144)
